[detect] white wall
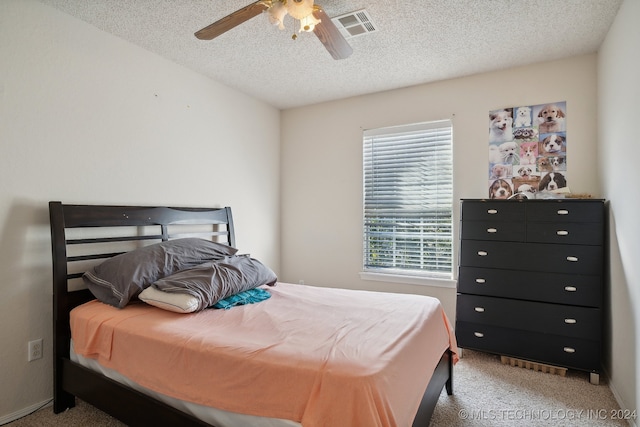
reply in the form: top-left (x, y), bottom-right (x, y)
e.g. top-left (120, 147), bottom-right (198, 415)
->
top-left (0, 0), bottom-right (280, 420)
top-left (598, 0), bottom-right (640, 416)
top-left (281, 54), bottom-right (600, 323)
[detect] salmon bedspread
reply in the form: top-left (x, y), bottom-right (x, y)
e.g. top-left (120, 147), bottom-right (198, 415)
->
top-left (71, 282), bottom-right (458, 427)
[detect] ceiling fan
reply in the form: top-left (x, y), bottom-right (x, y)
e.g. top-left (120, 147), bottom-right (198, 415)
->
top-left (194, 0), bottom-right (353, 60)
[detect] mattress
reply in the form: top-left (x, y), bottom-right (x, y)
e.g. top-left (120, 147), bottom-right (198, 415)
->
top-left (70, 282), bottom-right (457, 427)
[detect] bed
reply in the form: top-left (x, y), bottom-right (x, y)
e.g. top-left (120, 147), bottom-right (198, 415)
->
top-left (49, 201), bottom-right (456, 427)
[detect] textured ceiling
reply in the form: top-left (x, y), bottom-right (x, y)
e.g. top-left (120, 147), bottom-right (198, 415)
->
top-left (37, 0), bottom-right (622, 110)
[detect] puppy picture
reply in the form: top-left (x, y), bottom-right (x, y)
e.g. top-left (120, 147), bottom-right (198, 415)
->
top-left (490, 163), bottom-right (511, 179)
top-left (536, 156), bottom-right (553, 173)
top-left (516, 183), bottom-right (537, 194)
top-left (519, 141), bottom-right (538, 165)
top-left (498, 141), bottom-right (520, 164)
top-left (489, 109), bottom-right (514, 143)
top-left (513, 127), bottom-right (539, 142)
top-left (511, 182), bottom-right (539, 199)
top-left (513, 176), bottom-right (540, 194)
top-left (548, 155), bottom-right (566, 171)
top-left (540, 134), bottom-right (566, 154)
top-left (489, 179), bottom-right (514, 199)
top-left (489, 144), bottom-right (502, 164)
top-left (538, 172), bottom-right (567, 192)
top-left (517, 166), bottom-right (533, 178)
top-left (514, 106), bottom-right (532, 128)
top-left (537, 103), bottom-right (566, 133)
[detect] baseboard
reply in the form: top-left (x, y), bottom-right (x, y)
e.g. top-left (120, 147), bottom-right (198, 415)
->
top-left (603, 366), bottom-right (637, 427)
top-left (607, 383), bottom-right (638, 427)
top-left (0, 398), bottom-right (53, 426)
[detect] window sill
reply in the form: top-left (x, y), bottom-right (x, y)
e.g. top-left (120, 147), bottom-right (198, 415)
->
top-left (359, 271), bottom-right (456, 289)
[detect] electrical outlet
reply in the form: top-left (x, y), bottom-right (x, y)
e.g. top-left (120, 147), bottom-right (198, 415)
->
top-left (28, 339), bottom-right (43, 362)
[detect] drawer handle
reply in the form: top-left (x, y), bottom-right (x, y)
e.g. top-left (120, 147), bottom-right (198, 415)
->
top-left (474, 307), bottom-right (485, 313)
top-left (557, 209), bottom-right (569, 215)
top-left (487, 209), bottom-right (498, 214)
top-left (475, 278), bottom-right (486, 284)
top-left (563, 347), bottom-right (576, 353)
top-left (556, 230), bottom-right (569, 236)
top-left (478, 251), bottom-right (488, 256)
top-left (564, 286), bottom-right (577, 292)
top-left (566, 256), bottom-right (579, 262)
top-left (487, 228), bottom-right (497, 233)
top-left (474, 332), bottom-right (484, 338)
top-left (564, 318), bottom-right (577, 324)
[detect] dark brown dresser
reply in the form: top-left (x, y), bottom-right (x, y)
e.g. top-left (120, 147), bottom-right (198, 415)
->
top-left (455, 198), bottom-right (605, 384)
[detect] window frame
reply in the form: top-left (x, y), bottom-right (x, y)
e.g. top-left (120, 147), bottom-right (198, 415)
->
top-left (361, 119), bottom-right (454, 286)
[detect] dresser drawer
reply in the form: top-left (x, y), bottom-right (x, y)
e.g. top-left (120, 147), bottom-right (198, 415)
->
top-left (461, 201), bottom-right (525, 222)
top-left (459, 240), bottom-right (603, 275)
top-left (527, 201), bottom-right (604, 223)
top-left (461, 220), bottom-right (525, 242)
top-left (527, 222), bottom-right (603, 245)
top-left (456, 321), bottom-right (601, 371)
top-left (458, 267), bottom-right (602, 307)
top-left (456, 294), bottom-right (601, 340)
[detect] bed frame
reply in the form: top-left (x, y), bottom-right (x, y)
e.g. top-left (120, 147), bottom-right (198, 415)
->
top-left (49, 201), bottom-right (453, 426)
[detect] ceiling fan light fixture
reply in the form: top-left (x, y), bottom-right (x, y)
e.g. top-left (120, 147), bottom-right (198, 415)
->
top-left (194, 0), bottom-right (351, 60)
top-left (299, 12), bottom-right (321, 32)
top-left (262, 0), bottom-right (320, 37)
top-left (285, 0), bottom-right (315, 20)
top-left (266, 1), bottom-right (287, 30)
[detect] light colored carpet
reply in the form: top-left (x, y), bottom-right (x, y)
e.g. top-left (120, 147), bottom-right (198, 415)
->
top-left (7, 350), bottom-right (628, 426)
top-left (6, 399), bottom-right (124, 427)
top-left (431, 350), bottom-right (628, 426)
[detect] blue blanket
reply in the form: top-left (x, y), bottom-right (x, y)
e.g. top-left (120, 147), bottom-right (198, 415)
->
top-left (213, 288), bottom-right (271, 310)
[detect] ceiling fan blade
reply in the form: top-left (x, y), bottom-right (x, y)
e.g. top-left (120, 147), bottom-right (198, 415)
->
top-left (312, 7), bottom-right (353, 60)
top-left (195, 1), bottom-right (269, 40)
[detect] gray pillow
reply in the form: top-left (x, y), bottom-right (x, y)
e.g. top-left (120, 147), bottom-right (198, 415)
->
top-left (152, 255), bottom-right (277, 312)
top-left (83, 238), bottom-right (238, 308)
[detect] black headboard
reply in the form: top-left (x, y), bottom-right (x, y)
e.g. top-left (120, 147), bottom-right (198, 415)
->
top-left (49, 201), bottom-right (235, 305)
top-left (48, 202), bottom-right (235, 414)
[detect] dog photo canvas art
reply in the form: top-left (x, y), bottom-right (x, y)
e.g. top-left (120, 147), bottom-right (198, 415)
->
top-left (487, 101), bottom-right (568, 196)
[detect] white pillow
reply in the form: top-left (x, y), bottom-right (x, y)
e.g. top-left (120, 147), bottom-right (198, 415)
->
top-left (138, 286), bottom-right (199, 314)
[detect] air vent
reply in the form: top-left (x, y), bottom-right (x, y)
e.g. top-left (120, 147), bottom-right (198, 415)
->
top-left (331, 9), bottom-right (377, 39)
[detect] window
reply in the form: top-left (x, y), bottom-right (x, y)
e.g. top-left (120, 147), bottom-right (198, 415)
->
top-left (363, 120), bottom-right (453, 280)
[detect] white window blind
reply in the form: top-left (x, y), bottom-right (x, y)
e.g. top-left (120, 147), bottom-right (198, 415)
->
top-left (363, 120), bottom-right (453, 278)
